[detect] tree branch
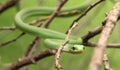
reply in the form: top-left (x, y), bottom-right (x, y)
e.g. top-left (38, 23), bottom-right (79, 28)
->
top-left (4, 49), bottom-right (57, 70)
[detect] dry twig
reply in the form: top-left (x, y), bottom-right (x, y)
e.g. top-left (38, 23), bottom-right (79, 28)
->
top-left (22, 37), bottom-right (39, 57)
top-left (44, 0), bottom-right (68, 28)
top-left (0, 32), bottom-right (25, 47)
top-left (103, 53), bottom-right (112, 70)
top-left (82, 26), bottom-right (103, 43)
top-left (0, 26), bottom-right (15, 30)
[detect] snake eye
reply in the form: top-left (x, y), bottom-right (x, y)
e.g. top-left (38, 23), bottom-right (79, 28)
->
top-left (72, 46), bottom-right (76, 50)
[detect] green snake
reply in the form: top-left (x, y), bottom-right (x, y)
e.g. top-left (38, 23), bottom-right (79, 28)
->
top-left (15, 0), bottom-right (92, 54)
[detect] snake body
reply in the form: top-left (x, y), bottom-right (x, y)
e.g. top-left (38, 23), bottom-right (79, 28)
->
top-left (15, 0), bottom-right (92, 53)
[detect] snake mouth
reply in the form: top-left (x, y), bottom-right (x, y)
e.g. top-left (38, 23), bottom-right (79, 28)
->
top-left (69, 50), bottom-right (84, 54)
top-left (69, 48), bottom-right (84, 54)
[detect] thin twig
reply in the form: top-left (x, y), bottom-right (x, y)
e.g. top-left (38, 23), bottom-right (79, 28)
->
top-left (81, 26), bottom-right (103, 43)
top-left (0, 32), bottom-right (25, 47)
top-left (22, 37), bottom-right (39, 58)
top-left (15, 0), bottom-right (21, 11)
top-left (44, 0), bottom-right (68, 28)
top-left (103, 53), bottom-right (112, 70)
top-left (0, 26), bottom-right (16, 30)
top-left (0, 0), bottom-right (19, 13)
top-left (89, 2), bottom-right (120, 70)
top-left (84, 42), bottom-right (120, 48)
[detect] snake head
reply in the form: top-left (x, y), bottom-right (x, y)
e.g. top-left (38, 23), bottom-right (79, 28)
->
top-left (64, 44), bottom-right (85, 54)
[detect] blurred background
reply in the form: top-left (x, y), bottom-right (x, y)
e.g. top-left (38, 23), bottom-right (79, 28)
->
top-left (0, 0), bottom-right (120, 70)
